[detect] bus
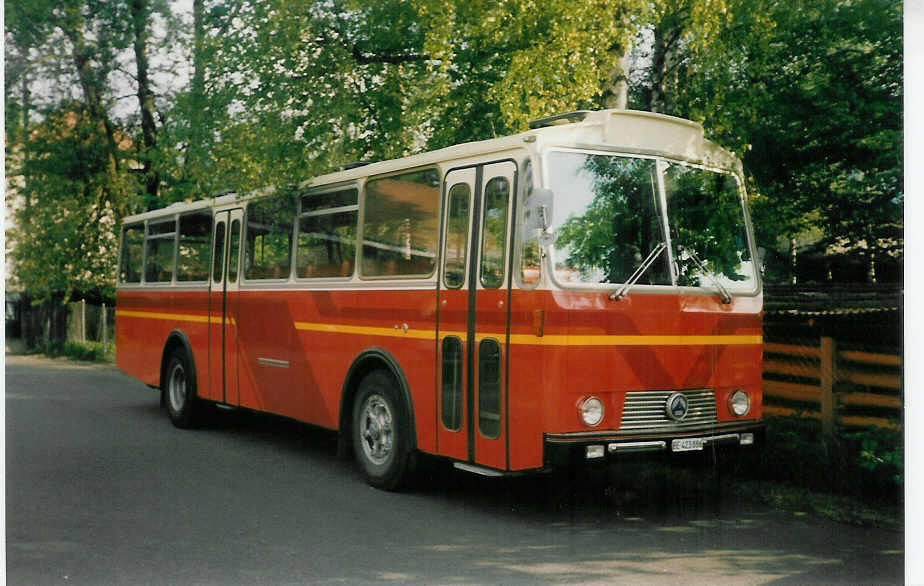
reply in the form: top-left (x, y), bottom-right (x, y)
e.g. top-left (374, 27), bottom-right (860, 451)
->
top-left (116, 109), bottom-right (763, 489)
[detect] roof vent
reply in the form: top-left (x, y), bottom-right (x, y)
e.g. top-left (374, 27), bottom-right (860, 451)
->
top-left (528, 111), bottom-right (593, 130)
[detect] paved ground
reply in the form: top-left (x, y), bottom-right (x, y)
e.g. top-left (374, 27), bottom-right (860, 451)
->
top-left (6, 354), bottom-right (903, 585)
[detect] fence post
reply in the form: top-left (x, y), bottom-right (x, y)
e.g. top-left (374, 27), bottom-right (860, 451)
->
top-left (820, 336), bottom-right (836, 437)
top-left (102, 303), bottom-right (107, 348)
top-left (81, 299), bottom-right (87, 342)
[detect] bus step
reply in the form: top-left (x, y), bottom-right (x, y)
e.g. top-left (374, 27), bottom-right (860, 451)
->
top-left (453, 462), bottom-right (506, 477)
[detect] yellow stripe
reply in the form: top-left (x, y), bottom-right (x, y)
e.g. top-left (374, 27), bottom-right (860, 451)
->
top-left (116, 309), bottom-right (233, 325)
top-left (296, 321), bottom-right (760, 347)
top-left (508, 334), bottom-right (762, 346)
top-left (117, 311), bottom-right (761, 347)
top-left (294, 321), bottom-right (435, 340)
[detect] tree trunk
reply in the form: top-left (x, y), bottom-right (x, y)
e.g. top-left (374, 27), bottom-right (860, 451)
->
top-left (64, 5), bottom-right (122, 182)
top-left (187, 0), bottom-right (207, 195)
top-left (601, 40), bottom-right (631, 110)
top-left (132, 0), bottom-right (160, 204)
top-left (648, 4), bottom-right (689, 114)
top-left (21, 73), bottom-right (32, 210)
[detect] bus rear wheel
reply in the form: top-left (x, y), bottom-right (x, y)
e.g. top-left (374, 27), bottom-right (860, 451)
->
top-left (164, 349), bottom-right (199, 428)
top-left (352, 371), bottom-right (412, 490)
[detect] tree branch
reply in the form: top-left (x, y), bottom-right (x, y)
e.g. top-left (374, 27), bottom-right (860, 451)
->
top-left (351, 45), bottom-right (431, 64)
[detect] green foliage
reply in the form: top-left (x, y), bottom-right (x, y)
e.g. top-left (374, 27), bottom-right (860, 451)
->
top-left (5, 0), bottom-right (905, 302)
top-left (43, 340), bottom-right (112, 362)
top-left (9, 108), bottom-right (138, 302)
top-left (750, 416), bottom-right (902, 502)
top-left (646, 0), bottom-right (902, 280)
top-left (847, 425), bottom-right (903, 486)
top-left (197, 0), bottom-right (644, 187)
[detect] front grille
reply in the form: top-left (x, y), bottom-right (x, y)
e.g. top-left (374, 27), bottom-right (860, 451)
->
top-left (619, 389), bottom-right (717, 432)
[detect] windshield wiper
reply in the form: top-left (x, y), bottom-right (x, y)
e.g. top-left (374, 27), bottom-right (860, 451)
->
top-left (609, 242), bottom-right (667, 301)
top-left (678, 245), bottom-right (732, 304)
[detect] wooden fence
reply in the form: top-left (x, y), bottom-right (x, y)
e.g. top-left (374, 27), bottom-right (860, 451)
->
top-left (763, 337), bottom-right (902, 432)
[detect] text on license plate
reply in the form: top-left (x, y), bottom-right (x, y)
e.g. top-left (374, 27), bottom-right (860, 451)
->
top-left (672, 438), bottom-right (707, 452)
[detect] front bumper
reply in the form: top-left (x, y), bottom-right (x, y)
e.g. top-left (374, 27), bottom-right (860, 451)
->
top-left (543, 420), bottom-right (764, 468)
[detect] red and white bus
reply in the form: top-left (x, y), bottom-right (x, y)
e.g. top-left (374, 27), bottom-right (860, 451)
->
top-left (116, 109), bottom-right (763, 489)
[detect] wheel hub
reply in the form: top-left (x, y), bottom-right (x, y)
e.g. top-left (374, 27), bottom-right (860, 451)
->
top-left (360, 395), bottom-right (393, 465)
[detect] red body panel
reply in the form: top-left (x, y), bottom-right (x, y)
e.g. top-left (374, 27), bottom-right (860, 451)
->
top-left (117, 286), bottom-right (762, 472)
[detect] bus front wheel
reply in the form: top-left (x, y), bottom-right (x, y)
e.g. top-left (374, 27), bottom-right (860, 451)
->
top-left (164, 349), bottom-right (199, 428)
top-left (352, 371), bottom-right (412, 490)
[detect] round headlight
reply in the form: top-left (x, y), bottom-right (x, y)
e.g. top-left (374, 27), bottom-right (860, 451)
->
top-left (579, 396), bottom-right (604, 427)
top-left (728, 390), bottom-right (750, 417)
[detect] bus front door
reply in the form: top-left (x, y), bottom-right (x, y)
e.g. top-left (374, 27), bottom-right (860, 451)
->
top-left (438, 161), bottom-right (515, 471)
top-left (208, 208), bottom-right (243, 405)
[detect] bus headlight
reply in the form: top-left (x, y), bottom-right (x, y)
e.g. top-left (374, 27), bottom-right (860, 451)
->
top-left (579, 396), bottom-right (604, 427)
top-left (728, 390), bottom-right (750, 417)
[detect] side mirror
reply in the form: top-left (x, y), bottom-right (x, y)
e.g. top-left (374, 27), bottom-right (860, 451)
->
top-left (524, 188), bottom-right (554, 231)
top-left (523, 188), bottom-right (555, 247)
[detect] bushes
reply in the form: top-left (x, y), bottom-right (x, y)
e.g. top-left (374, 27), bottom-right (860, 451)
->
top-left (747, 416), bottom-right (902, 504)
top-left (40, 340), bottom-right (112, 362)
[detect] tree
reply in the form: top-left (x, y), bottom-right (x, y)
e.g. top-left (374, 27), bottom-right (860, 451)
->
top-left (628, 0), bottom-right (901, 282)
top-left (5, 0), bottom-right (147, 344)
top-left (191, 0), bottom-right (645, 194)
top-left (743, 0), bottom-right (902, 282)
top-left (9, 108), bottom-right (132, 303)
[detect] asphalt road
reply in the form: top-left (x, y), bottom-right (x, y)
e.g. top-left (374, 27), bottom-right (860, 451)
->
top-left (6, 354), bottom-right (903, 585)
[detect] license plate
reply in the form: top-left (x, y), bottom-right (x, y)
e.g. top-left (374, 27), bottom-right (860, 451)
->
top-left (672, 438), bottom-right (707, 452)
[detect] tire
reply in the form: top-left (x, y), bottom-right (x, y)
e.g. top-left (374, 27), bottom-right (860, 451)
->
top-left (163, 349), bottom-right (199, 429)
top-left (352, 370), bottom-right (413, 490)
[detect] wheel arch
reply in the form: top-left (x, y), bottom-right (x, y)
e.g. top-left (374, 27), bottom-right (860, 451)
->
top-left (160, 330), bottom-right (197, 398)
top-left (338, 347), bottom-right (417, 457)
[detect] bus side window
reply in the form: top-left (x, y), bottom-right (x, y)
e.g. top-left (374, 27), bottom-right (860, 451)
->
top-left (519, 160), bottom-right (541, 287)
top-left (478, 339), bottom-right (502, 438)
top-left (361, 169), bottom-right (440, 278)
top-left (177, 211), bottom-right (212, 282)
top-left (212, 222), bottom-right (226, 282)
top-left (480, 176), bottom-right (509, 289)
top-left (119, 223), bottom-right (145, 284)
top-left (245, 196), bottom-right (296, 280)
top-left (144, 218), bottom-right (177, 283)
top-left (441, 336), bottom-right (463, 431)
top-left (297, 188), bottom-right (358, 279)
top-left (443, 183), bottom-right (470, 289)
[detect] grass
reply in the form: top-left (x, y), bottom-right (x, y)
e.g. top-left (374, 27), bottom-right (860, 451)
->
top-left (40, 340), bottom-right (114, 362)
top-left (613, 450), bottom-right (903, 530)
top-left (735, 479), bottom-right (901, 529)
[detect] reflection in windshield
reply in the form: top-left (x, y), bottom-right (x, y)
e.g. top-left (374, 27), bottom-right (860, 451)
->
top-left (663, 163), bottom-right (755, 291)
top-left (546, 151), bottom-right (755, 294)
top-left (550, 152), bottom-right (671, 285)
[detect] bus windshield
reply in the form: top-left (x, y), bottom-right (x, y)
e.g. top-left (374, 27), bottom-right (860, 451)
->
top-left (546, 150), bottom-right (756, 294)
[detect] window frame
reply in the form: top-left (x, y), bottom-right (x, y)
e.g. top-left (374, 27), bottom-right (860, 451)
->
top-left (175, 210), bottom-right (214, 284)
top-left (540, 146), bottom-right (760, 297)
top-left (478, 175), bottom-right (511, 290)
top-left (441, 182), bottom-right (472, 290)
top-left (295, 185), bottom-right (360, 281)
top-left (515, 157), bottom-right (542, 290)
top-left (243, 196), bottom-right (297, 282)
top-left (118, 222), bottom-right (146, 285)
top-left (358, 166), bottom-right (441, 281)
top-left (143, 216), bottom-right (178, 285)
